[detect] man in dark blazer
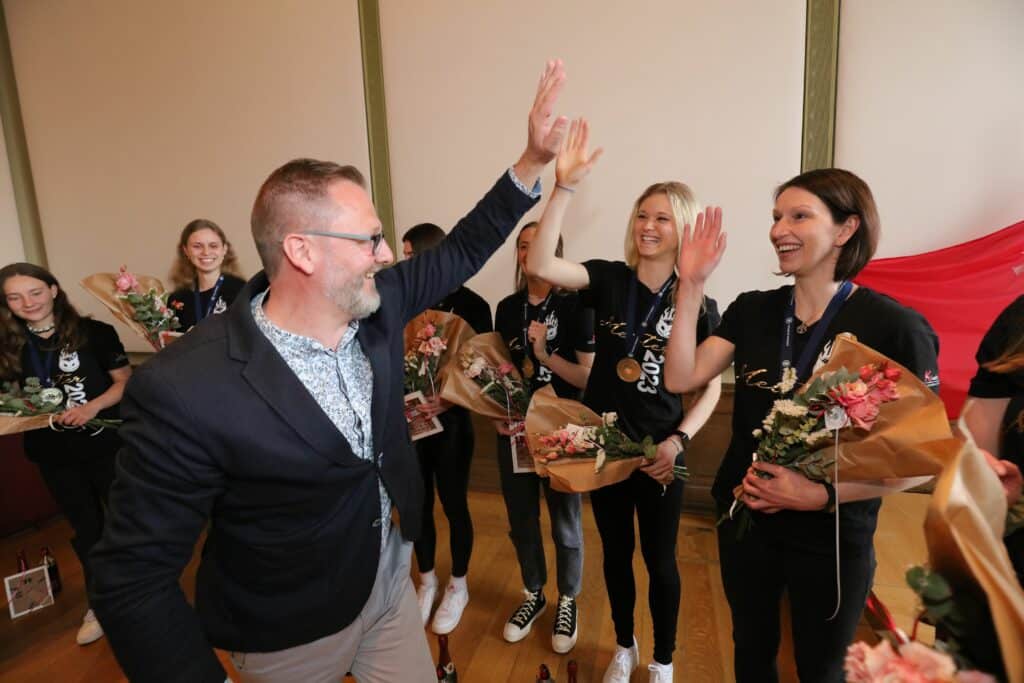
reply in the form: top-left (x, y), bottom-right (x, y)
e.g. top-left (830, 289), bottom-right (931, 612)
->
top-left (89, 60), bottom-right (569, 683)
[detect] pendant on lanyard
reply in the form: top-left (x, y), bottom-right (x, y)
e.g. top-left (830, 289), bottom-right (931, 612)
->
top-left (618, 273), bottom-right (676, 383)
top-left (25, 334), bottom-right (57, 388)
top-left (522, 290), bottom-right (554, 379)
top-left (193, 275), bottom-right (225, 322)
top-left (779, 280), bottom-right (853, 385)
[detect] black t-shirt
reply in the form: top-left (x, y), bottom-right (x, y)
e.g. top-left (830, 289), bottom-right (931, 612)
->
top-left (494, 289), bottom-right (595, 399)
top-left (432, 286), bottom-right (492, 336)
top-left (168, 274), bottom-right (246, 331)
top-left (713, 285), bottom-right (940, 549)
top-left (581, 259), bottom-right (720, 443)
top-left (19, 318), bottom-right (129, 461)
top-left (968, 294), bottom-right (1024, 469)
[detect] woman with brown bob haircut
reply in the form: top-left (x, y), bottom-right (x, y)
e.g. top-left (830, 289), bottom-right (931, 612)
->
top-left (664, 168), bottom-right (941, 682)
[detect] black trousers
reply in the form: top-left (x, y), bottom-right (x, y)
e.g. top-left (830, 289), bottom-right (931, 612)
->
top-left (717, 517), bottom-right (875, 683)
top-left (590, 470), bottom-right (684, 665)
top-left (413, 408), bottom-right (474, 577)
top-left (31, 430), bottom-right (120, 591)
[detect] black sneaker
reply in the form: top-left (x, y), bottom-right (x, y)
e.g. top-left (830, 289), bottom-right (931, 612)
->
top-left (502, 589), bottom-right (546, 643)
top-left (551, 594), bottom-right (578, 653)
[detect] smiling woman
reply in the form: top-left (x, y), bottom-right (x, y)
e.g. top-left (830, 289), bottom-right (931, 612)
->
top-left (167, 219), bottom-right (246, 331)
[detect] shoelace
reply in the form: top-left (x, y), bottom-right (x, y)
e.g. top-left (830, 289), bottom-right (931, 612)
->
top-left (510, 591), bottom-right (543, 626)
top-left (553, 596), bottom-right (575, 634)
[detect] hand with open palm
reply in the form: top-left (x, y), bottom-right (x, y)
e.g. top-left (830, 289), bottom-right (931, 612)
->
top-left (555, 118), bottom-right (603, 188)
top-left (678, 206), bottom-right (727, 285)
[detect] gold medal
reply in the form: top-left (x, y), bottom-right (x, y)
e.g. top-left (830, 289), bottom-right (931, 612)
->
top-left (522, 357), bottom-right (535, 379)
top-left (616, 357), bottom-right (642, 383)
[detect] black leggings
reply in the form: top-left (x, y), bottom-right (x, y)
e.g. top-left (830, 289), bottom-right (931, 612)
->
top-left (717, 518), bottom-right (875, 683)
top-left (31, 431), bottom-right (120, 590)
top-left (590, 470), bottom-right (684, 665)
top-left (413, 408), bottom-right (474, 577)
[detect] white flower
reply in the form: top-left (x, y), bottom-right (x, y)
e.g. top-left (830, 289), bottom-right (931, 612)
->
top-left (39, 388), bottom-right (64, 405)
top-left (775, 366), bottom-right (798, 394)
top-left (773, 399), bottom-right (808, 418)
top-left (602, 411), bottom-right (618, 426)
top-left (594, 448), bottom-right (607, 473)
top-left (752, 428), bottom-right (763, 438)
top-left (465, 357), bottom-right (487, 379)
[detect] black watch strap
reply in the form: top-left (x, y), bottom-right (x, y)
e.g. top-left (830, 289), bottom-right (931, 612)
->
top-left (672, 430), bottom-right (690, 451)
top-left (821, 481), bottom-right (836, 513)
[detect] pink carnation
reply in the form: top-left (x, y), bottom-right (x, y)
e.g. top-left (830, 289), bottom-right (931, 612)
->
top-left (417, 323), bottom-right (437, 339)
top-left (897, 641), bottom-right (956, 680)
top-left (497, 362), bottom-right (515, 376)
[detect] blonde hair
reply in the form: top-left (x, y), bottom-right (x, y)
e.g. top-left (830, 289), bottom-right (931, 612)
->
top-left (623, 181), bottom-right (700, 269)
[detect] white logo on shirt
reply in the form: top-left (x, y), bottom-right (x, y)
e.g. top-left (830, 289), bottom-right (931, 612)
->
top-left (655, 306), bottom-right (675, 338)
top-left (58, 350), bottom-right (80, 372)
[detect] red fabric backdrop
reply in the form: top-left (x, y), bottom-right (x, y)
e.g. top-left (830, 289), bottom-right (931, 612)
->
top-left (854, 220), bottom-right (1024, 417)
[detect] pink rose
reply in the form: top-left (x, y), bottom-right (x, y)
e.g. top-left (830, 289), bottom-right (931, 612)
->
top-left (418, 323), bottom-right (436, 339)
top-left (859, 364), bottom-right (877, 382)
top-left (498, 362), bottom-right (515, 376)
top-left (845, 396), bottom-right (881, 430)
top-left (897, 642), bottom-right (956, 680)
top-left (845, 641), bottom-right (897, 681)
top-left (883, 365), bottom-right (902, 381)
top-left (115, 266), bottom-right (139, 293)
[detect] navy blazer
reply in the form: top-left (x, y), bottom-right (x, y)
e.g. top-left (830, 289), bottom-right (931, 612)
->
top-left (90, 172), bottom-right (537, 682)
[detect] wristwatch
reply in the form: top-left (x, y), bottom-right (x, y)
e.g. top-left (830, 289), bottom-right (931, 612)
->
top-left (671, 430), bottom-right (690, 453)
top-left (820, 481), bottom-right (836, 513)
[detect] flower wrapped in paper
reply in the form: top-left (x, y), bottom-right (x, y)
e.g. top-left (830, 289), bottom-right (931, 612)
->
top-left (524, 385), bottom-right (687, 493)
top-left (440, 331), bottom-right (530, 421)
top-left (402, 310), bottom-right (475, 396)
top-left (80, 267), bottom-right (182, 351)
top-left (725, 334), bottom-right (955, 536)
top-left (0, 378), bottom-right (119, 435)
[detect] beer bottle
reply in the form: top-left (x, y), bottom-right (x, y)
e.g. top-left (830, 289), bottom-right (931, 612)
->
top-left (41, 546), bottom-right (62, 595)
top-left (16, 549), bottom-right (29, 573)
top-left (436, 634), bottom-right (457, 682)
top-left (536, 663), bottom-right (553, 681)
top-left (567, 660), bottom-right (578, 683)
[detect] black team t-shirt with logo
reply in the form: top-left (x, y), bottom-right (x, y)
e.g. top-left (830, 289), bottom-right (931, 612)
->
top-left (969, 294), bottom-right (1024, 468)
top-left (494, 290), bottom-right (595, 399)
top-left (580, 259), bottom-right (720, 444)
top-left (713, 285), bottom-right (940, 549)
top-left (168, 274), bottom-right (247, 331)
top-left (20, 318), bottom-right (129, 462)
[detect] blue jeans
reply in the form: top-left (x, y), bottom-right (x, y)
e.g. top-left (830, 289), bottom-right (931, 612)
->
top-left (496, 435), bottom-right (583, 596)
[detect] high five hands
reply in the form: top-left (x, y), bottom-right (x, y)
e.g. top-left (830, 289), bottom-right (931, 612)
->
top-left (678, 207), bottom-right (727, 285)
top-left (556, 118), bottom-right (603, 189)
top-left (514, 60), bottom-right (570, 184)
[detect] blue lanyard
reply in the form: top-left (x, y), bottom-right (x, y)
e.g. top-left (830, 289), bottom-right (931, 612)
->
top-left (192, 275), bottom-right (224, 322)
top-left (25, 335), bottom-right (57, 387)
top-left (624, 273), bottom-right (676, 359)
top-left (780, 280), bottom-right (853, 383)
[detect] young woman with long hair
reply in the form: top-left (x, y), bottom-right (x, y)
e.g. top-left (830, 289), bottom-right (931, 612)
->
top-left (663, 169), bottom-right (940, 682)
top-left (401, 222), bottom-right (491, 635)
top-left (493, 220), bottom-right (594, 653)
top-left (526, 120), bottom-right (722, 683)
top-left (1, 262), bottom-right (131, 647)
top-left (167, 219), bottom-right (245, 330)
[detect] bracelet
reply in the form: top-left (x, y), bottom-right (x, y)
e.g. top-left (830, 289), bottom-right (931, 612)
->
top-left (671, 430), bottom-right (690, 454)
top-left (820, 481), bottom-right (836, 513)
top-left (555, 183), bottom-right (576, 194)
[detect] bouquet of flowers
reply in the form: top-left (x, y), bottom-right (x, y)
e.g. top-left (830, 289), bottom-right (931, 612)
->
top-left (525, 385), bottom-right (686, 493)
top-left (441, 332), bottom-right (530, 421)
top-left (723, 334), bottom-right (953, 537)
top-left (404, 321), bottom-right (447, 395)
top-left (81, 267), bottom-right (181, 351)
top-left (0, 378), bottom-right (119, 434)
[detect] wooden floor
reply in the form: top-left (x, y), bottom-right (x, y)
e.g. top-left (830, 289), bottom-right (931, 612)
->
top-left (0, 491), bottom-right (930, 682)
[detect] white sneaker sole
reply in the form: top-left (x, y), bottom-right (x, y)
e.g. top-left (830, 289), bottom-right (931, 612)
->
top-left (503, 603), bottom-right (546, 643)
top-left (552, 627), bottom-right (578, 654)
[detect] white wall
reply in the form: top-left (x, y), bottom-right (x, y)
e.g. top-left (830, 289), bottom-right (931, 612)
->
top-left (836, 0), bottom-right (1024, 256)
top-left (4, 0), bottom-right (370, 350)
top-left (380, 0), bottom-right (806, 315)
top-left (0, 119), bottom-right (25, 265)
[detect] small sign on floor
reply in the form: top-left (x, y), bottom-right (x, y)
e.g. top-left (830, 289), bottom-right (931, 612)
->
top-left (5, 566), bottom-right (54, 619)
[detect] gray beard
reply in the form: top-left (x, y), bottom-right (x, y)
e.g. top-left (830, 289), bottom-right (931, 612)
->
top-left (328, 271), bottom-right (380, 320)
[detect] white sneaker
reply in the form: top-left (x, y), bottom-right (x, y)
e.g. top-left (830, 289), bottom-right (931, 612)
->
top-left (76, 609), bottom-right (104, 646)
top-left (602, 637), bottom-right (639, 683)
top-left (431, 581), bottom-right (469, 634)
top-left (551, 594), bottom-right (578, 654)
top-left (648, 661), bottom-right (673, 683)
top-left (416, 581), bottom-right (437, 626)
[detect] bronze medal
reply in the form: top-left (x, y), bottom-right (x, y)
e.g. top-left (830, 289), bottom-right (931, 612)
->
top-left (522, 357), bottom-right (535, 379)
top-left (616, 357), bottom-right (642, 383)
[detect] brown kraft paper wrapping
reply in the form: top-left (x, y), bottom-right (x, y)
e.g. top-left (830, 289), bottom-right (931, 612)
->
top-left (403, 309), bottom-right (477, 389)
top-left (80, 272), bottom-right (167, 349)
top-left (440, 331), bottom-right (526, 421)
top-left (525, 385), bottom-right (645, 493)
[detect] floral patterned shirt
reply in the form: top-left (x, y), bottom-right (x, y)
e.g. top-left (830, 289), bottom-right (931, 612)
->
top-left (252, 289), bottom-right (390, 547)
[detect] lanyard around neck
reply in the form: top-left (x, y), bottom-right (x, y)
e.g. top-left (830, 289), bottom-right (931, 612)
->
top-left (623, 273), bottom-right (676, 359)
top-left (779, 280), bottom-right (852, 383)
top-left (193, 275), bottom-right (225, 322)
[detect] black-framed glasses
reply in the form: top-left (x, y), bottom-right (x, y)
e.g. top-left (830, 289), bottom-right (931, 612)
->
top-left (302, 230), bottom-right (386, 255)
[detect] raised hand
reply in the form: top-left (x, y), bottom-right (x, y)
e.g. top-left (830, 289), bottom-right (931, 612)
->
top-left (555, 118), bottom-right (603, 188)
top-left (677, 207), bottom-right (726, 285)
top-left (527, 320), bottom-right (549, 359)
top-left (523, 60), bottom-right (569, 166)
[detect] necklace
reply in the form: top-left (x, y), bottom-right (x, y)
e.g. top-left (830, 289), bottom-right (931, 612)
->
top-left (796, 321), bottom-right (809, 334)
top-left (27, 322), bottom-right (56, 335)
